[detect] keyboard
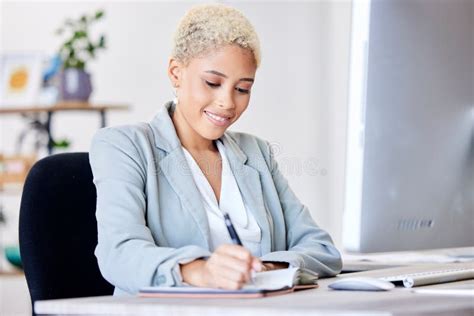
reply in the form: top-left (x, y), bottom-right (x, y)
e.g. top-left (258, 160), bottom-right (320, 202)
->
top-left (378, 267), bottom-right (474, 288)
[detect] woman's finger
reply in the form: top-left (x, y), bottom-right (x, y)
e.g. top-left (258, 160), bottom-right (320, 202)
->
top-left (215, 244), bottom-right (253, 263)
top-left (212, 262), bottom-right (249, 284)
top-left (209, 251), bottom-right (252, 275)
top-left (251, 257), bottom-right (263, 272)
top-left (211, 268), bottom-right (247, 290)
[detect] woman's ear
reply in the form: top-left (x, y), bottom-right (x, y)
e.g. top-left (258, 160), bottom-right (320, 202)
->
top-left (168, 58), bottom-right (182, 88)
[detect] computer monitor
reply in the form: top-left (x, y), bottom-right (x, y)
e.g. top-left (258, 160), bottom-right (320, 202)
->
top-left (343, 0), bottom-right (473, 253)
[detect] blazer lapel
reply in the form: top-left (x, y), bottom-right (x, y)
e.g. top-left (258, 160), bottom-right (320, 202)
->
top-left (150, 101), bottom-right (211, 249)
top-left (221, 134), bottom-right (272, 255)
top-left (159, 149), bottom-right (211, 249)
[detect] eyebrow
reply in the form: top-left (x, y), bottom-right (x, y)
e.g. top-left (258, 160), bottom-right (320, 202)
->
top-left (204, 70), bottom-right (254, 83)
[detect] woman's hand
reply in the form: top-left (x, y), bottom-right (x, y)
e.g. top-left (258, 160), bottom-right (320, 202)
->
top-left (180, 244), bottom-right (263, 290)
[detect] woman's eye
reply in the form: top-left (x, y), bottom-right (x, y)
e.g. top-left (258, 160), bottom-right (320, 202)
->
top-left (206, 81), bottom-right (220, 88)
top-left (236, 87), bottom-right (250, 94)
top-left (205, 81), bottom-right (249, 94)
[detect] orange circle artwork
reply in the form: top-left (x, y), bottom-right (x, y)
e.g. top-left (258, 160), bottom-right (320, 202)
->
top-left (9, 66), bottom-right (29, 91)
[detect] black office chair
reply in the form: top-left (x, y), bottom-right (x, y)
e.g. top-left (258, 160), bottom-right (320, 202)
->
top-left (19, 153), bottom-right (114, 314)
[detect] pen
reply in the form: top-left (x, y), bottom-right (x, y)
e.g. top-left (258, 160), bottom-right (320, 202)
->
top-left (223, 212), bottom-right (243, 246)
top-left (222, 212), bottom-right (256, 285)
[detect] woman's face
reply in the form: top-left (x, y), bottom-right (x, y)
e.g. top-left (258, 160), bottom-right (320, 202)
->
top-left (168, 45), bottom-right (257, 141)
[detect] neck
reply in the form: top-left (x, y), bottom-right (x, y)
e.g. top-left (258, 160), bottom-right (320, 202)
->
top-left (171, 104), bottom-right (217, 153)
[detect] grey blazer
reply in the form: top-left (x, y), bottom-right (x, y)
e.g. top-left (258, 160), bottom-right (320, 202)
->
top-left (89, 101), bottom-right (342, 295)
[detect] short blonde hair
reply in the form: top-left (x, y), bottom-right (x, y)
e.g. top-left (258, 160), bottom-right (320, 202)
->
top-left (171, 3), bottom-right (261, 68)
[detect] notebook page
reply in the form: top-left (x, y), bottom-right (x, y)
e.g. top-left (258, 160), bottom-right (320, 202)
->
top-left (297, 268), bottom-right (319, 285)
top-left (244, 268), bottom-right (298, 290)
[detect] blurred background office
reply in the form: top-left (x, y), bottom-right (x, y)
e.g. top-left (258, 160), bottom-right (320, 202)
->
top-left (1, 1), bottom-right (351, 313)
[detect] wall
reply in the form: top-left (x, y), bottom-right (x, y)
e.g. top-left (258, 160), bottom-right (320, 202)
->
top-left (0, 0), bottom-right (352, 249)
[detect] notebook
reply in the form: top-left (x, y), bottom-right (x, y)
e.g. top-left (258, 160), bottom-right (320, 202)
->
top-left (139, 267), bottom-right (319, 298)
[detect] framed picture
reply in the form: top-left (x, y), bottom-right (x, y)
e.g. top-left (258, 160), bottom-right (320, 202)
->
top-left (0, 154), bottom-right (37, 189)
top-left (0, 53), bottom-right (44, 106)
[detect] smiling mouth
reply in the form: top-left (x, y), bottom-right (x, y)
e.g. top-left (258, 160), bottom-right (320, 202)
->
top-left (204, 110), bottom-right (231, 126)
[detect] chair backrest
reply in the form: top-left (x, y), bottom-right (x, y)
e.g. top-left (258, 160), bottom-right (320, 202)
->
top-left (19, 153), bottom-right (114, 311)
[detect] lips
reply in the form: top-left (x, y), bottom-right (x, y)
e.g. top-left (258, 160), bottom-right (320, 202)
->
top-left (205, 110), bottom-right (232, 119)
top-left (204, 110), bottom-right (232, 127)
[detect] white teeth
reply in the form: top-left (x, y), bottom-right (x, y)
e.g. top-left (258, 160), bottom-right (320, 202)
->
top-left (205, 111), bottom-right (228, 122)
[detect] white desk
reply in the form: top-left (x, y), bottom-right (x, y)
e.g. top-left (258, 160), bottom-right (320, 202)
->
top-left (35, 262), bottom-right (474, 316)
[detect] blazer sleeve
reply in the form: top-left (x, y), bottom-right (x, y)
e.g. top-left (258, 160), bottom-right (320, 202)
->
top-left (89, 128), bottom-right (211, 294)
top-left (259, 140), bottom-right (343, 277)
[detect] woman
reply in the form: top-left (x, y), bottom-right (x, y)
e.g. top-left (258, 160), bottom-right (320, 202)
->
top-left (90, 3), bottom-right (342, 296)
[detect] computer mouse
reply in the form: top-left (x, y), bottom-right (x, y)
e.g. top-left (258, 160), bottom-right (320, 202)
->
top-left (328, 277), bottom-right (395, 291)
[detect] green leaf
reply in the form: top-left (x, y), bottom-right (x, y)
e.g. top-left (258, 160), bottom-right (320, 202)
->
top-left (64, 40), bottom-right (73, 49)
top-left (77, 60), bottom-right (85, 70)
top-left (73, 30), bottom-right (87, 39)
top-left (52, 138), bottom-right (71, 148)
top-left (95, 10), bottom-right (104, 20)
top-left (99, 35), bottom-right (106, 48)
top-left (87, 43), bottom-right (95, 58)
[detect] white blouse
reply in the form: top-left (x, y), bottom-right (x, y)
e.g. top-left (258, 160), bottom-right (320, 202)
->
top-left (181, 139), bottom-right (262, 256)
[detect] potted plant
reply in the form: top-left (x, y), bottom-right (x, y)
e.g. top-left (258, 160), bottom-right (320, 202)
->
top-left (56, 10), bottom-right (106, 102)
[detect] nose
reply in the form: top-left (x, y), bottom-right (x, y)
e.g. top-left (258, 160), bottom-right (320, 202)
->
top-left (217, 88), bottom-right (236, 109)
